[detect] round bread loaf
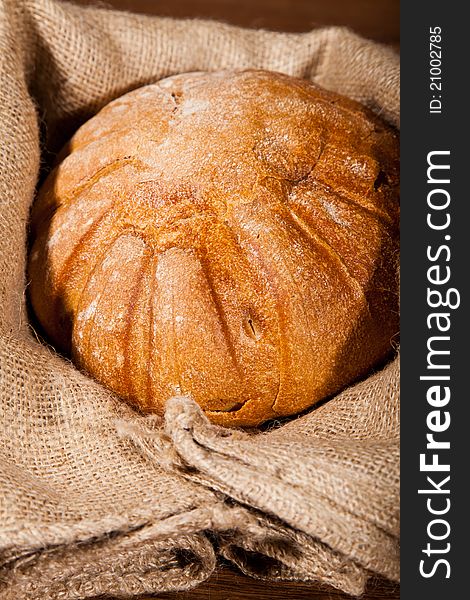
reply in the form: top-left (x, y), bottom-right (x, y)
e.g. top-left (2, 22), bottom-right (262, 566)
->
top-left (28, 69), bottom-right (399, 427)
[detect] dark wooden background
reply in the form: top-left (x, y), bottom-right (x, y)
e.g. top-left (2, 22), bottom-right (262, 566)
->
top-left (76, 0), bottom-right (399, 45)
top-left (74, 0), bottom-right (400, 598)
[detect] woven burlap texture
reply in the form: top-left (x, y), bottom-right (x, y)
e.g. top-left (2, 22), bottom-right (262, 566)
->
top-left (0, 0), bottom-right (400, 598)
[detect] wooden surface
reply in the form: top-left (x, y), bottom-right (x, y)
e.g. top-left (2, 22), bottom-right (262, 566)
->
top-left (74, 0), bottom-right (399, 598)
top-left (153, 564), bottom-right (400, 599)
top-left (76, 0), bottom-right (399, 45)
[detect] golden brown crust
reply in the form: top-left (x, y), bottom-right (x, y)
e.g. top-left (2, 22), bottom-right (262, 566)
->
top-left (28, 69), bottom-right (399, 427)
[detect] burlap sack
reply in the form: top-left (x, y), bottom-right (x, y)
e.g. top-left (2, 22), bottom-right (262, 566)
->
top-left (0, 0), bottom-right (400, 598)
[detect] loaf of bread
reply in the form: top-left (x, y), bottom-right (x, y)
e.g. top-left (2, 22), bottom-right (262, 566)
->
top-left (28, 69), bottom-right (399, 427)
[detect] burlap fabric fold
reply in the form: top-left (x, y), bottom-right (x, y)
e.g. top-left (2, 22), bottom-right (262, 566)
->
top-left (0, 0), bottom-right (400, 598)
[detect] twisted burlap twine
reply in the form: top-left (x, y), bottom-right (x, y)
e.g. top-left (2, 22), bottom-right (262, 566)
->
top-left (0, 0), bottom-right (400, 597)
